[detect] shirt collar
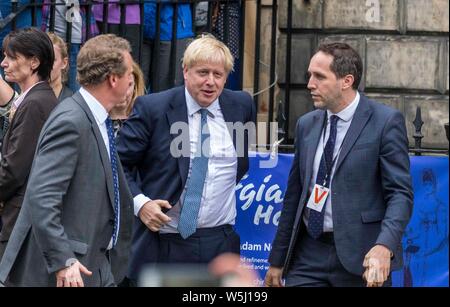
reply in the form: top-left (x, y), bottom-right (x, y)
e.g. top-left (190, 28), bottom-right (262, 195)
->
top-left (185, 87), bottom-right (218, 118)
top-left (79, 87), bottom-right (109, 125)
top-left (327, 91), bottom-right (360, 122)
top-left (13, 81), bottom-right (44, 109)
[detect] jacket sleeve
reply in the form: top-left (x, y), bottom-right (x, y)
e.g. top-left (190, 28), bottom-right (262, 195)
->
top-left (0, 97), bottom-right (51, 202)
top-left (268, 119), bottom-right (303, 267)
top-left (376, 110), bottom-right (413, 253)
top-left (116, 96), bottom-right (153, 198)
top-left (26, 112), bottom-right (82, 274)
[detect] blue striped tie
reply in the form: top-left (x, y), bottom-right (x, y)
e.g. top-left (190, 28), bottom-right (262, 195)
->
top-left (106, 117), bottom-right (120, 247)
top-left (178, 109), bottom-right (210, 239)
top-left (307, 115), bottom-right (339, 239)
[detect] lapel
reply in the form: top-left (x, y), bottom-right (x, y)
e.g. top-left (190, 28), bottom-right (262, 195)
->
top-left (166, 88), bottom-right (190, 189)
top-left (303, 111), bottom-right (326, 194)
top-left (72, 92), bottom-right (115, 210)
top-left (219, 93), bottom-right (242, 150)
top-left (2, 83), bottom-right (48, 152)
top-left (2, 116), bottom-right (11, 154)
top-left (334, 95), bottom-right (372, 174)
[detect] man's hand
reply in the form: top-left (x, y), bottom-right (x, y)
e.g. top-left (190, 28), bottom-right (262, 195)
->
top-left (56, 260), bottom-right (92, 287)
top-left (138, 199), bottom-right (172, 232)
top-left (209, 253), bottom-right (258, 287)
top-left (264, 266), bottom-right (284, 287)
top-left (362, 244), bottom-right (392, 287)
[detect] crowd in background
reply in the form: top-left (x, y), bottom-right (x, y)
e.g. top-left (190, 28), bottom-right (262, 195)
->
top-left (0, 1), bottom-right (243, 146)
top-left (0, 1), bottom-right (251, 287)
top-left (0, 1), bottom-right (414, 289)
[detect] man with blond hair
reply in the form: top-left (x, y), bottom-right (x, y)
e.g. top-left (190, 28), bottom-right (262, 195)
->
top-left (117, 34), bottom-right (256, 284)
top-left (0, 34), bottom-right (134, 287)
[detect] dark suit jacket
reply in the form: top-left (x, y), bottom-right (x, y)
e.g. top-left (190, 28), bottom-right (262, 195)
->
top-left (0, 92), bottom-right (133, 286)
top-left (117, 86), bottom-right (256, 280)
top-left (58, 86), bottom-right (73, 102)
top-left (269, 94), bottom-right (413, 276)
top-left (0, 82), bottom-right (58, 246)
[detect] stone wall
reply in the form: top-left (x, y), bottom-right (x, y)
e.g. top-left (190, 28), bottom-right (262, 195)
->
top-left (274, 0), bottom-right (449, 149)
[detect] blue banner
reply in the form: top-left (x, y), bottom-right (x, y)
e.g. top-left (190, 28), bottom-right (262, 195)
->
top-left (235, 153), bottom-right (290, 286)
top-left (236, 153), bottom-right (449, 287)
top-left (392, 156), bottom-right (449, 287)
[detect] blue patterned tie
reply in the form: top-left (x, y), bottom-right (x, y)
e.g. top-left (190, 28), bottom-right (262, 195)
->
top-left (106, 117), bottom-right (120, 247)
top-left (178, 109), bottom-right (210, 239)
top-left (308, 115), bottom-right (339, 239)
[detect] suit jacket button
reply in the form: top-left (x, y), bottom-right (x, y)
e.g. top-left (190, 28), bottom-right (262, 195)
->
top-left (109, 219), bottom-right (114, 225)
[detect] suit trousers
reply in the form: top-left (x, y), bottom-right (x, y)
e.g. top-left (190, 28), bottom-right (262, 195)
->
top-left (158, 224), bottom-right (240, 264)
top-left (285, 222), bottom-right (391, 287)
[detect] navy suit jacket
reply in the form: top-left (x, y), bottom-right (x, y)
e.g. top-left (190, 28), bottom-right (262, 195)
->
top-left (268, 94), bottom-right (413, 276)
top-left (117, 86), bottom-right (256, 280)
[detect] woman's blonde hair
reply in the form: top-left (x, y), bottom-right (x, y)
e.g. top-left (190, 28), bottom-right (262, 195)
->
top-left (126, 61), bottom-right (146, 116)
top-left (182, 34), bottom-right (234, 74)
top-left (47, 32), bottom-right (69, 84)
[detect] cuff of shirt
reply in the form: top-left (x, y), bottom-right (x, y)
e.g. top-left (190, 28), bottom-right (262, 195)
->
top-left (133, 194), bottom-right (151, 216)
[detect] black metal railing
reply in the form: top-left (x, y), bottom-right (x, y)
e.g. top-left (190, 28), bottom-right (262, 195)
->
top-left (274, 105), bottom-right (450, 156)
top-left (273, 0), bottom-right (449, 156)
top-left (1, 0), bottom-right (448, 156)
top-left (409, 107), bottom-right (449, 156)
top-left (1, 0), bottom-right (247, 93)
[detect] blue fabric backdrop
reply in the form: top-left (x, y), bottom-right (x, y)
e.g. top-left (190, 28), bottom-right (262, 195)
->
top-left (235, 153), bottom-right (449, 287)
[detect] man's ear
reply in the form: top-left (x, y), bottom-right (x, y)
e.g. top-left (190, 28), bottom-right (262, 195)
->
top-left (182, 65), bottom-right (189, 80)
top-left (108, 74), bottom-right (118, 88)
top-left (342, 74), bottom-right (355, 90)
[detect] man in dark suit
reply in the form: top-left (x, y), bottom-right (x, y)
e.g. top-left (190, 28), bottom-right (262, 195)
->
top-left (0, 34), bottom-right (134, 287)
top-left (117, 34), bottom-right (256, 284)
top-left (265, 42), bottom-right (413, 287)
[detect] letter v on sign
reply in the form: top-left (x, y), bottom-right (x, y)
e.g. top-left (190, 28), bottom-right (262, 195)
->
top-left (314, 186), bottom-right (327, 205)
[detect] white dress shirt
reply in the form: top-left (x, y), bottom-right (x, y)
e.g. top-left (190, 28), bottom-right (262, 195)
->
top-left (134, 88), bottom-right (238, 234)
top-left (79, 87), bottom-right (115, 248)
top-left (79, 87), bottom-right (111, 156)
top-left (303, 92), bottom-right (360, 232)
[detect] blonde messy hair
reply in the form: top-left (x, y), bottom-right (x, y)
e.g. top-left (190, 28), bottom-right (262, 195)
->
top-left (47, 32), bottom-right (69, 84)
top-left (182, 34), bottom-right (234, 74)
top-left (76, 34), bottom-right (131, 86)
top-left (126, 61), bottom-right (146, 116)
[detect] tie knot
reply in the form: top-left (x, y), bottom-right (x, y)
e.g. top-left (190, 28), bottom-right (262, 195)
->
top-left (106, 116), bottom-right (112, 127)
top-left (330, 115), bottom-right (339, 127)
top-left (199, 108), bottom-right (208, 119)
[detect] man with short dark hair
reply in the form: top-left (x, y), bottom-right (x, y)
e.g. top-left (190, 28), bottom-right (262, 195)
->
top-left (265, 42), bottom-right (413, 287)
top-left (0, 34), bottom-right (134, 287)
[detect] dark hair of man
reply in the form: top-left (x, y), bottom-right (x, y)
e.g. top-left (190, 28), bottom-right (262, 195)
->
top-left (317, 42), bottom-right (363, 90)
top-left (2, 27), bottom-right (55, 81)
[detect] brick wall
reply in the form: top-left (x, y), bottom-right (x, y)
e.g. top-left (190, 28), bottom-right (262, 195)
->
top-left (275, 0), bottom-right (449, 149)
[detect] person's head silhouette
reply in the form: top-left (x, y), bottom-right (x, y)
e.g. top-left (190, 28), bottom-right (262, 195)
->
top-left (422, 169), bottom-right (436, 195)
